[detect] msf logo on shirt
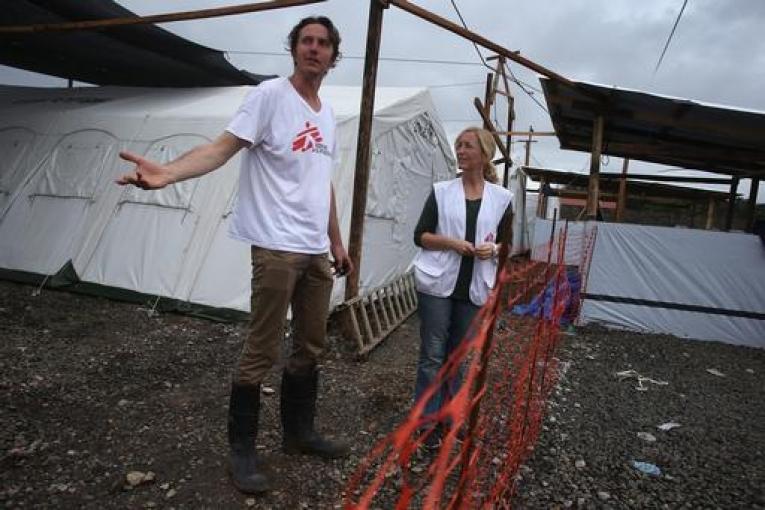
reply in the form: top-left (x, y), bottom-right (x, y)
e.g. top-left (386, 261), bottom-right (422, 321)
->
top-left (292, 121), bottom-right (331, 157)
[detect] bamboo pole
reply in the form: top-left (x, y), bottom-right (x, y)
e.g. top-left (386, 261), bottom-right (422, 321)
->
top-left (345, 0), bottom-right (387, 300)
top-left (0, 0), bottom-right (326, 34)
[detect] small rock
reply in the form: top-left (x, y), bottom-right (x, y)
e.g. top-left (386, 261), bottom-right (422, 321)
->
top-left (598, 491), bottom-right (611, 500)
top-left (166, 489), bottom-right (177, 499)
top-left (125, 471), bottom-right (155, 487)
top-left (745, 368), bottom-right (754, 374)
top-left (706, 368), bottom-right (725, 377)
top-left (637, 432), bottom-right (657, 442)
top-left (245, 498), bottom-right (256, 507)
top-left (261, 386), bottom-right (275, 395)
top-left (575, 459), bottom-right (586, 469)
top-left (117, 399), bottom-right (130, 407)
top-left (159, 483), bottom-right (170, 490)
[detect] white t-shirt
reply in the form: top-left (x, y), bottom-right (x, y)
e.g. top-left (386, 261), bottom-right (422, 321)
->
top-left (226, 77), bottom-right (336, 254)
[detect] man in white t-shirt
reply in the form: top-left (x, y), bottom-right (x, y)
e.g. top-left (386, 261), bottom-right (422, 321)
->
top-left (116, 17), bottom-right (353, 495)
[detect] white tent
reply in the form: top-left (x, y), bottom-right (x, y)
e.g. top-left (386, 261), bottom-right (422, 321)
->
top-left (531, 219), bottom-right (765, 348)
top-left (0, 84), bottom-right (455, 317)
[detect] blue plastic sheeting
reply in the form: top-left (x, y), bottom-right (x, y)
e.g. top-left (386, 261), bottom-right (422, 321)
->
top-left (512, 269), bottom-right (581, 325)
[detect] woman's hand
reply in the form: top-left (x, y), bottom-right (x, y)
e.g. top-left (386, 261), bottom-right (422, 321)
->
top-left (475, 243), bottom-right (497, 260)
top-left (451, 239), bottom-right (476, 256)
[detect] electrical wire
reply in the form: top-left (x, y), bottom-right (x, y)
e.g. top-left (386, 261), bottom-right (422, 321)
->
top-left (654, 0), bottom-right (689, 75)
top-left (448, 0), bottom-right (490, 69)
top-left (225, 50), bottom-right (487, 67)
top-left (505, 62), bottom-right (549, 114)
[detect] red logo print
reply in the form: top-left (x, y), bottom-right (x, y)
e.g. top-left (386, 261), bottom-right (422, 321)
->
top-left (291, 121), bottom-right (324, 152)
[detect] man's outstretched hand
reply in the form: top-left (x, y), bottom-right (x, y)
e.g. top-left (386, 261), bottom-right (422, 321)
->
top-left (116, 151), bottom-right (173, 190)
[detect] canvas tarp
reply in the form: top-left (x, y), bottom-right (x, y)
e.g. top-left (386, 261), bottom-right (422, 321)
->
top-left (0, 84), bottom-right (455, 317)
top-left (532, 219), bottom-right (765, 348)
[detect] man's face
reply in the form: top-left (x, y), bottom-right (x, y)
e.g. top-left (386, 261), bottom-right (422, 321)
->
top-left (292, 23), bottom-right (335, 78)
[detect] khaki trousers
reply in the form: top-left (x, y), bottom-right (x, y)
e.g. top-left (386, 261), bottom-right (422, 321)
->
top-left (234, 247), bottom-right (334, 386)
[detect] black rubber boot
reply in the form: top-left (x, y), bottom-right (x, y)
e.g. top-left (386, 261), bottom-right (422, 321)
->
top-left (227, 383), bottom-right (271, 494)
top-left (280, 369), bottom-right (350, 459)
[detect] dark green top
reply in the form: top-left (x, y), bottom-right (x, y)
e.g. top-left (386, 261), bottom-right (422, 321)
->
top-left (414, 190), bottom-right (513, 301)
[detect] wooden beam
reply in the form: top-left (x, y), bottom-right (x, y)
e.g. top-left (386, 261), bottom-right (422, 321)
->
top-left (346, 0), bottom-right (387, 300)
top-left (616, 158), bottom-right (629, 222)
top-left (494, 130), bottom-right (556, 137)
top-left (747, 177), bottom-right (760, 233)
top-left (0, 0), bottom-right (326, 33)
top-left (598, 173), bottom-right (733, 185)
top-left (387, 0), bottom-right (573, 86)
top-left (586, 115), bottom-right (604, 219)
top-left (706, 197), bottom-right (716, 230)
top-left (725, 176), bottom-right (739, 231)
top-left (473, 97), bottom-right (510, 162)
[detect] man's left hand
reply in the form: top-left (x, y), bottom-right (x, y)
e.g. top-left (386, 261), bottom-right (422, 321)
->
top-left (330, 244), bottom-right (354, 277)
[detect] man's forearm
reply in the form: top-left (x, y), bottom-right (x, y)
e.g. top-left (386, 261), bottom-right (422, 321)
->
top-left (328, 186), bottom-right (343, 247)
top-left (165, 132), bottom-right (246, 184)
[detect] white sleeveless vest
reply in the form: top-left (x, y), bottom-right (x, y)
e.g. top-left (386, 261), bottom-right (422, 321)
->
top-left (413, 178), bottom-right (513, 306)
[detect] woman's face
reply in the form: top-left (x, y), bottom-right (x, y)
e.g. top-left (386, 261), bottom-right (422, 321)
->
top-left (455, 131), bottom-right (484, 174)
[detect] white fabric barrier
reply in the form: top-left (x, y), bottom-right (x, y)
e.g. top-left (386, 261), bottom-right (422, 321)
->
top-left (533, 220), bottom-right (765, 348)
top-left (0, 85), bottom-right (455, 314)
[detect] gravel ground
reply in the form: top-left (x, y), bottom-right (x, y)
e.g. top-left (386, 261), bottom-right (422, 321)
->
top-left (1, 279), bottom-right (763, 509)
top-left (514, 326), bottom-right (765, 510)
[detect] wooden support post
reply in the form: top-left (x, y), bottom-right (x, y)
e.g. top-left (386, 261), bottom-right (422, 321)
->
top-left (705, 197), bottom-right (716, 230)
top-left (536, 178), bottom-right (547, 219)
top-left (746, 177), bottom-right (760, 233)
top-left (616, 158), bottom-right (629, 222)
top-left (724, 176), bottom-right (739, 232)
top-left (346, 0), bottom-right (387, 300)
top-left (483, 72), bottom-right (494, 122)
top-left (473, 98), bottom-right (509, 161)
top-left (586, 115), bottom-right (604, 219)
top-left (524, 126), bottom-right (533, 166)
top-left (688, 201), bottom-right (696, 228)
top-left (502, 61), bottom-right (515, 189)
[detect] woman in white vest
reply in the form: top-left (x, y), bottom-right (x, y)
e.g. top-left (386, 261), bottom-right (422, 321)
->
top-left (412, 126), bottom-right (513, 439)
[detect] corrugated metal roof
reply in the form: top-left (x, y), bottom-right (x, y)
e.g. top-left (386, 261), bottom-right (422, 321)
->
top-left (540, 78), bottom-right (765, 179)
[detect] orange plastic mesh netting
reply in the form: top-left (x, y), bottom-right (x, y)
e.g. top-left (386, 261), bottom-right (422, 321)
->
top-left (343, 221), bottom-right (597, 510)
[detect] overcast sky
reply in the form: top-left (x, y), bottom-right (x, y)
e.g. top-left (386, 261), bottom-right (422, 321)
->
top-left (2, 0), bottom-right (764, 197)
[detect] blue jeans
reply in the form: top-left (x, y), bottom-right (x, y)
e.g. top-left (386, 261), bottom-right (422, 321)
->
top-left (414, 292), bottom-right (480, 418)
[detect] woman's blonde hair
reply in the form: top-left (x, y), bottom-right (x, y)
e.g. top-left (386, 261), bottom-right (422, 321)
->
top-left (455, 126), bottom-right (498, 184)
